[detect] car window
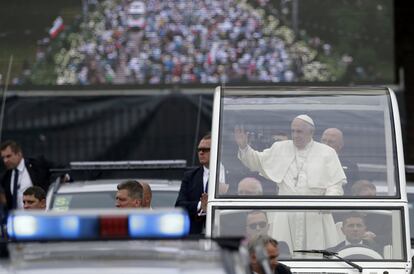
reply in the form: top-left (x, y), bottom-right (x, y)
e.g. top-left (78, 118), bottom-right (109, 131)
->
top-left (53, 192), bottom-right (116, 210)
top-left (152, 191), bottom-right (178, 208)
top-left (52, 190), bottom-right (178, 210)
top-left (212, 207), bottom-right (405, 260)
top-left (216, 88), bottom-right (399, 198)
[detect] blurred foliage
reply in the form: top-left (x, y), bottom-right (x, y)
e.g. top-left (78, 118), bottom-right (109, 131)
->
top-left (296, 0), bottom-right (394, 83)
top-left (0, 0), bottom-right (81, 84)
top-left (251, 0), bottom-right (394, 83)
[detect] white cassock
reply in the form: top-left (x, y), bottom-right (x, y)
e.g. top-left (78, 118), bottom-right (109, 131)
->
top-left (238, 140), bottom-right (346, 251)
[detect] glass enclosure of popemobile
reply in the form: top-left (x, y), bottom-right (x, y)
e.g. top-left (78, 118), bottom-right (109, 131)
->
top-left (206, 87), bottom-right (411, 272)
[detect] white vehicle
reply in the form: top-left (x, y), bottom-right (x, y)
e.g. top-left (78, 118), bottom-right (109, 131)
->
top-left (46, 178), bottom-right (181, 210)
top-left (5, 209), bottom-right (249, 274)
top-left (127, 1), bottom-right (146, 30)
top-left (405, 182), bottom-right (414, 254)
top-left (206, 87), bottom-right (411, 273)
top-left (47, 160), bottom-right (185, 210)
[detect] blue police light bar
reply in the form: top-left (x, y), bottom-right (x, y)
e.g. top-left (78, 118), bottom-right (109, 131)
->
top-left (7, 209), bottom-right (190, 241)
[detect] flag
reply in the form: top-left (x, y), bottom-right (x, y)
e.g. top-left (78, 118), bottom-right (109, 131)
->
top-left (49, 16), bottom-right (64, 39)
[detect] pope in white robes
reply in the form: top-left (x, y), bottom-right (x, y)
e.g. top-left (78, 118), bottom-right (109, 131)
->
top-left (235, 114), bottom-right (347, 252)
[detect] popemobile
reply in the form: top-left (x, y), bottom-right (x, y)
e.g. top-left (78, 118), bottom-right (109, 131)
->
top-left (206, 86), bottom-right (411, 274)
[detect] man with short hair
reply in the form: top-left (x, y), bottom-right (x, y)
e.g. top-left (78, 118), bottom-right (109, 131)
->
top-left (175, 133), bottom-right (211, 234)
top-left (248, 235), bottom-right (292, 274)
top-left (238, 177), bottom-right (263, 196)
top-left (329, 212), bottom-right (382, 254)
top-left (246, 210), bottom-right (269, 240)
top-left (115, 180), bottom-right (144, 208)
top-left (245, 210), bottom-right (291, 259)
top-left (0, 140), bottom-right (52, 209)
top-left (23, 186), bottom-right (46, 210)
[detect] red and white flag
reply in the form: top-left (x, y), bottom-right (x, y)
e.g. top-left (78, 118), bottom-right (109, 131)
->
top-left (49, 16), bottom-right (64, 39)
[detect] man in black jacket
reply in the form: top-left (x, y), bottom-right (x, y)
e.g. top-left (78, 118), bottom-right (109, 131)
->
top-left (328, 212), bottom-right (382, 255)
top-left (0, 140), bottom-right (52, 210)
top-left (175, 133), bottom-right (211, 234)
top-left (248, 235), bottom-right (292, 274)
top-left (320, 128), bottom-right (359, 194)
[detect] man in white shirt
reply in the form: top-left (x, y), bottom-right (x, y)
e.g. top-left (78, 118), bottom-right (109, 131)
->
top-left (175, 132), bottom-right (227, 234)
top-left (235, 115), bottom-right (346, 251)
top-left (0, 140), bottom-right (52, 210)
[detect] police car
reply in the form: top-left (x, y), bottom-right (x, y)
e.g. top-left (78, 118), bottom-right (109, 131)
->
top-left (4, 209), bottom-right (249, 274)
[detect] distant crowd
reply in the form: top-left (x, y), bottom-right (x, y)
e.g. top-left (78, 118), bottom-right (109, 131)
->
top-left (20, 0), bottom-right (337, 85)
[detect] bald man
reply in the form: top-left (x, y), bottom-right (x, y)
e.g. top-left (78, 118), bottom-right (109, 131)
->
top-left (139, 181), bottom-right (152, 208)
top-left (238, 177), bottom-right (263, 195)
top-left (235, 114), bottom-right (346, 251)
top-left (321, 128), bottom-right (359, 194)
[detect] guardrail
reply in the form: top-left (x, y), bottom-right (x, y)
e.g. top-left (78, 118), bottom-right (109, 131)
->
top-left (69, 160), bottom-right (187, 170)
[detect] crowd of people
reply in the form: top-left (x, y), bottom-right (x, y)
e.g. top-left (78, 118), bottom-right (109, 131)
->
top-left (37, 0), bottom-right (337, 85)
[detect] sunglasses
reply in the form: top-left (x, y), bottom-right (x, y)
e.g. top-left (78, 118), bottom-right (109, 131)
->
top-left (247, 221), bottom-right (267, 230)
top-left (197, 147), bottom-right (210, 153)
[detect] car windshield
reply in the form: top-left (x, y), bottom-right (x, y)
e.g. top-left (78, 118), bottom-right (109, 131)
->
top-left (212, 207), bottom-right (405, 261)
top-left (216, 87), bottom-right (399, 198)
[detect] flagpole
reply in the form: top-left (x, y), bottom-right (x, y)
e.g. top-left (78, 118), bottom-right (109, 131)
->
top-left (0, 55), bottom-right (13, 144)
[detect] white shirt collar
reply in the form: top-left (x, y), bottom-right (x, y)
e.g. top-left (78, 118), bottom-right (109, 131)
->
top-left (345, 239), bottom-right (363, 245)
top-left (16, 158), bottom-right (25, 172)
top-left (202, 166), bottom-right (209, 190)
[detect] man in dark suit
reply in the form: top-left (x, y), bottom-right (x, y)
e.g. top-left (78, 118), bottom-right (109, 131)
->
top-left (246, 210), bottom-right (291, 259)
top-left (175, 134), bottom-right (211, 234)
top-left (321, 128), bottom-right (359, 195)
top-left (329, 212), bottom-right (382, 255)
top-left (248, 235), bottom-right (292, 274)
top-left (0, 140), bottom-right (52, 210)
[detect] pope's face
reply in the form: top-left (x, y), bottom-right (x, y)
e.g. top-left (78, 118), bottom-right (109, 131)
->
top-left (291, 118), bottom-right (313, 149)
